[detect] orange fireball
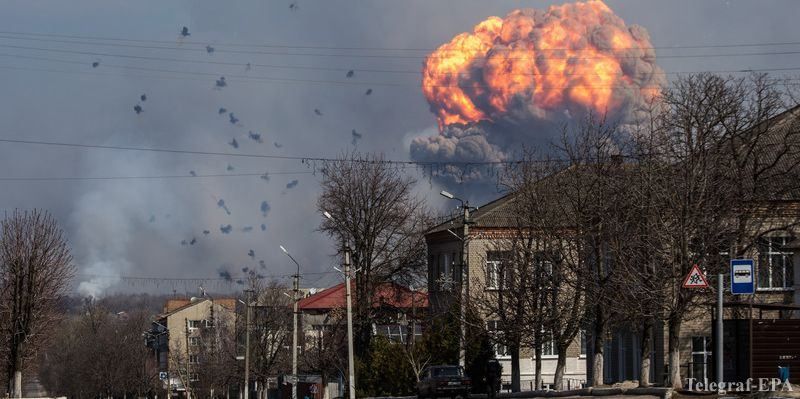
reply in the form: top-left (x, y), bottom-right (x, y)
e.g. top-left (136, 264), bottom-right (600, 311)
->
top-left (422, 0), bottom-right (664, 129)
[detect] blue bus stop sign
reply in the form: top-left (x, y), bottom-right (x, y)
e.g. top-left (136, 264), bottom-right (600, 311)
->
top-left (731, 259), bottom-right (755, 295)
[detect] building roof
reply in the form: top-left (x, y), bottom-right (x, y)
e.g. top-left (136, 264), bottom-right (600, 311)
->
top-left (298, 281), bottom-right (428, 311)
top-left (427, 192), bottom-right (518, 235)
top-left (159, 297), bottom-right (237, 318)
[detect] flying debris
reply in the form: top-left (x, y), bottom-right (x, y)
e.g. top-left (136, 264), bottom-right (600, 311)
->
top-left (260, 173), bottom-right (270, 181)
top-left (133, 105), bottom-right (143, 114)
top-left (215, 76), bottom-right (227, 88)
top-left (220, 224), bottom-right (233, 234)
top-left (351, 129), bottom-right (362, 145)
top-left (286, 180), bottom-right (299, 189)
top-left (365, 88), bottom-right (372, 95)
top-left (346, 70), bottom-right (354, 78)
top-left (227, 164), bottom-right (235, 171)
top-left (260, 224), bottom-right (266, 231)
top-left (148, 215), bottom-right (155, 223)
top-left (203, 230), bottom-right (210, 235)
top-left (91, 61), bottom-right (100, 68)
top-left (190, 170), bottom-right (198, 177)
top-left (289, 1), bottom-right (298, 11)
top-left (190, 237), bottom-right (197, 245)
top-left (242, 226), bottom-right (253, 232)
top-left (206, 45), bottom-right (215, 54)
top-left (218, 268), bottom-right (232, 282)
top-left (260, 201), bottom-right (270, 217)
top-left (247, 249), bottom-right (255, 258)
top-left (236, 280), bottom-right (244, 285)
top-left (217, 199), bottom-right (231, 215)
top-left (180, 26), bottom-right (190, 37)
top-left (248, 131), bottom-right (262, 142)
top-left (313, 108), bottom-right (322, 116)
top-left (181, 240), bottom-right (188, 246)
top-left (218, 107), bottom-right (227, 114)
top-left (273, 142), bottom-right (283, 149)
top-left (245, 63), bottom-right (251, 71)
top-left (229, 112), bottom-right (239, 124)
top-left (229, 138), bottom-right (239, 149)
top-left (259, 260), bottom-right (266, 269)
top-left (140, 94), bottom-right (147, 102)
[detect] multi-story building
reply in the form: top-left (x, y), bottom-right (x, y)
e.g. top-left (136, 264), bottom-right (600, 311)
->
top-left (147, 297), bottom-right (237, 394)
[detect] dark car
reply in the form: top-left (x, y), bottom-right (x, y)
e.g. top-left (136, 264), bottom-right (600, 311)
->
top-left (417, 365), bottom-right (471, 398)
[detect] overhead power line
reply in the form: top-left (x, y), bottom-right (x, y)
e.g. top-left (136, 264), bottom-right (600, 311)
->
top-left (0, 137), bottom-right (516, 166)
top-left (0, 171), bottom-right (312, 182)
top-left (4, 47), bottom-right (800, 79)
top-left (4, 29), bottom-right (800, 53)
top-left (4, 36), bottom-right (800, 61)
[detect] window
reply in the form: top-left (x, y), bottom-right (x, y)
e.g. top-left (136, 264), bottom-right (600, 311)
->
top-left (438, 253), bottom-right (454, 291)
top-left (187, 320), bottom-right (201, 331)
top-left (189, 337), bottom-right (200, 346)
top-left (542, 334), bottom-right (555, 357)
top-left (190, 373), bottom-right (199, 382)
top-left (579, 331), bottom-right (587, 357)
top-left (486, 252), bottom-right (509, 290)
top-left (189, 354), bottom-right (199, 364)
top-left (690, 336), bottom-right (712, 381)
top-left (487, 320), bottom-right (509, 357)
top-left (757, 236), bottom-right (794, 290)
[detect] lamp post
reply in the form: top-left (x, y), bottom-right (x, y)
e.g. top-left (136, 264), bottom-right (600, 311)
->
top-left (243, 289), bottom-right (254, 399)
top-left (280, 245), bottom-right (302, 399)
top-left (323, 211), bottom-right (356, 399)
top-left (440, 190), bottom-right (473, 369)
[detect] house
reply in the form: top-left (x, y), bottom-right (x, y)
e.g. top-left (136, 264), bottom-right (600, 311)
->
top-left (146, 297), bottom-right (237, 394)
top-left (425, 105), bottom-right (800, 389)
top-left (425, 195), bottom-right (587, 390)
top-left (298, 281), bottom-right (428, 346)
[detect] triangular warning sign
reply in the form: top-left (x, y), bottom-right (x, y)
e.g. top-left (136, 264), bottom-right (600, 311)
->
top-left (682, 264), bottom-right (709, 288)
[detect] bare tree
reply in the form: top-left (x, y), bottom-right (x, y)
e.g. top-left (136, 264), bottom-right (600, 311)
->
top-left (633, 73), bottom-right (799, 387)
top-left (0, 210), bottom-right (74, 397)
top-left (318, 152), bottom-right (430, 354)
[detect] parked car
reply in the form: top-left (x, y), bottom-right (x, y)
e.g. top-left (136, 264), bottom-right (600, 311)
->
top-left (417, 365), bottom-right (471, 398)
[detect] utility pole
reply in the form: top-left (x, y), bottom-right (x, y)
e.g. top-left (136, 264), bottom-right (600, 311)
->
top-left (280, 244), bottom-right (302, 399)
top-left (459, 202), bottom-right (470, 369)
top-left (292, 272), bottom-right (300, 399)
top-left (440, 190), bottom-right (471, 369)
top-left (244, 289), bottom-right (254, 399)
top-left (716, 274), bottom-right (723, 385)
top-left (343, 246), bottom-right (356, 399)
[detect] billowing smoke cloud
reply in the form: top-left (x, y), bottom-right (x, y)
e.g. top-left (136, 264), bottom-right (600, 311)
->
top-left (412, 0), bottom-right (665, 166)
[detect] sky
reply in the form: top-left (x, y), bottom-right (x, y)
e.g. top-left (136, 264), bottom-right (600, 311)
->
top-left (0, 0), bottom-right (798, 297)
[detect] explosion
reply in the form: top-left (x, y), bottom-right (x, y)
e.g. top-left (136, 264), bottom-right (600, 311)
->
top-left (412, 0), bottom-right (664, 166)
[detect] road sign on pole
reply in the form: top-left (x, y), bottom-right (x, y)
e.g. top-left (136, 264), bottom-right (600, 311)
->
top-left (682, 264), bottom-right (709, 288)
top-left (159, 371), bottom-right (168, 381)
top-left (731, 259), bottom-right (755, 295)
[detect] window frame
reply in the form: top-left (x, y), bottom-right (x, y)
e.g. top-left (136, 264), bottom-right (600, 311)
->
top-left (757, 236), bottom-right (794, 291)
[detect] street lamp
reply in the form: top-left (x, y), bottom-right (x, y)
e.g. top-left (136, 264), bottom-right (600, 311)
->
top-left (280, 245), bottom-right (302, 399)
top-left (439, 189), bottom-right (474, 369)
top-left (323, 211), bottom-right (356, 399)
top-left (243, 289), bottom-right (254, 399)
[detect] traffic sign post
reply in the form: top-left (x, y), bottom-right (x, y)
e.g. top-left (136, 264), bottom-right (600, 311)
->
top-left (731, 259), bottom-right (755, 295)
top-left (682, 264), bottom-right (709, 288)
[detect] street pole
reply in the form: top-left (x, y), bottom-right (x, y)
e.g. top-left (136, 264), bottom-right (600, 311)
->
top-left (459, 203), bottom-right (470, 369)
top-left (344, 246), bottom-right (356, 399)
top-left (292, 272), bottom-right (300, 399)
top-left (244, 289), bottom-right (253, 399)
top-left (280, 244), bottom-right (303, 399)
top-left (716, 274), bottom-right (723, 385)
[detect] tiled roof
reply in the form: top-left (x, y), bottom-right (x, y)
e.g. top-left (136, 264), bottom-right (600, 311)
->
top-left (159, 297), bottom-right (236, 318)
top-left (298, 281), bottom-right (428, 311)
